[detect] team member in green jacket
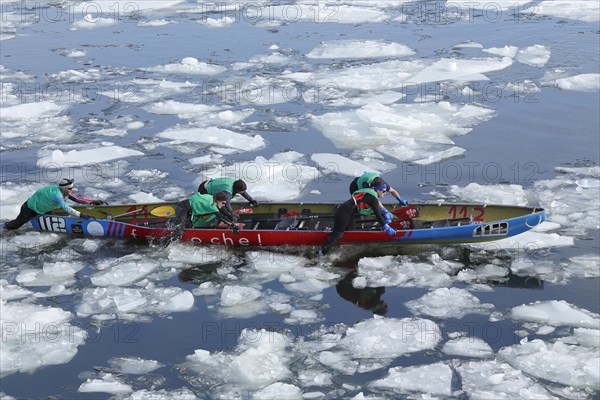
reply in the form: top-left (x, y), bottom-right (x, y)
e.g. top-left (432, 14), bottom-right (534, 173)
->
top-left (4, 178), bottom-right (101, 230)
top-left (349, 172), bottom-right (408, 206)
top-left (198, 177), bottom-right (258, 221)
top-left (170, 191), bottom-right (235, 241)
top-left (176, 191), bottom-right (231, 228)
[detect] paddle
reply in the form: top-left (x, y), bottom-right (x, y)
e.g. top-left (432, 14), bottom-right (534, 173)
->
top-left (108, 206), bottom-right (175, 220)
top-left (214, 213), bottom-right (241, 234)
top-left (391, 205), bottom-right (419, 219)
top-left (149, 206), bottom-right (175, 217)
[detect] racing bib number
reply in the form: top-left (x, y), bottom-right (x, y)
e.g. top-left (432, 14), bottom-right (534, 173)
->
top-left (37, 216), bottom-right (67, 233)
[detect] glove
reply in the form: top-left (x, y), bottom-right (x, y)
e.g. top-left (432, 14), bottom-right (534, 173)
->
top-left (249, 200), bottom-right (259, 207)
top-left (80, 213), bottom-right (94, 220)
top-left (232, 225), bottom-right (240, 235)
top-left (91, 200), bottom-right (107, 206)
top-left (383, 223), bottom-right (396, 236)
top-left (396, 196), bottom-right (408, 206)
top-left (381, 207), bottom-right (393, 224)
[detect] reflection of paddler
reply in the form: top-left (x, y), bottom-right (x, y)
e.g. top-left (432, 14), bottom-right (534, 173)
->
top-left (336, 271), bottom-right (388, 316)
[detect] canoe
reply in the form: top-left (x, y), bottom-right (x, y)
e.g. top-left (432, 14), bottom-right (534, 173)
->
top-left (29, 202), bottom-right (545, 247)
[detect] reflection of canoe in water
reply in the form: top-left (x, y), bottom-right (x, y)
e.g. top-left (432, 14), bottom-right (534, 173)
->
top-left (30, 202), bottom-right (545, 247)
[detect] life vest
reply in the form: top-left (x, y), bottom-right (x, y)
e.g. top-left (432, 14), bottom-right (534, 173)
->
top-left (352, 188), bottom-right (378, 216)
top-left (188, 193), bottom-right (219, 227)
top-left (27, 186), bottom-right (66, 214)
top-left (357, 172), bottom-right (379, 190)
top-left (205, 177), bottom-right (234, 195)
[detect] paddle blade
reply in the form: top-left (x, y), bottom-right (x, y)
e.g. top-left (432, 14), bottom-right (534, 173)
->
top-left (150, 206), bottom-right (175, 217)
top-left (392, 205), bottom-right (419, 219)
top-left (390, 218), bottom-right (414, 230)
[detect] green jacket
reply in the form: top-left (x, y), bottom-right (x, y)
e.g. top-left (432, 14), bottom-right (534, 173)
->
top-left (188, 193), bottom-right (219, 227)
top-left (352, 188), bottom-right (378, 216)
top-left (27, 186), bottom-right (79, 216)
top-left (357, 172), bottom-right (379, 191)
top-left (205, 177), bottom-right (234, 195)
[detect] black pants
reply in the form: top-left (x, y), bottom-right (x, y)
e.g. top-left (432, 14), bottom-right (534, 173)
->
top-left (4, 201), bottom-right (37, 230)
top-left (348, 177), bottom-right (359, 195)
top-left (197, 181), bottom-right (208, 194)
top-left (319, 200), bottom-right (356, 255)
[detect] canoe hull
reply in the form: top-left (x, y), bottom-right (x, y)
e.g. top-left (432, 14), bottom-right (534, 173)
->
top-left (30, 202), bottom-right (546, 247)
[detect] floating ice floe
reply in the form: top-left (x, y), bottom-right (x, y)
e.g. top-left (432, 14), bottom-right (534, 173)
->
top-left (526, 0), bottom-right (600, 22)
top-left (516, 45), bottom-right (551, 67)
top-left (72, 14), bottom-right (118, 30)
top-left (253, 382), bottom-right (302, 400)
top-left (37, 145), bottom-right (144, 168)
top-left (16, 261), bottom-right (84, 287)
top-left (128, 191), bottom-right (165, 203)
top-left (0, 279), bottom-right (33, 301)
top-left (108, 356), bottom-right (164, 374)
top-left (450, 182), bottom-right (529, 206)
top-left (221, 285), bottom-right (262, 307)
top-left (453, 41), bottom-right (484, 49)
top-left (72, 0), bottom-right (185, 12)
top-left (307, 40), bottom-right (415, 59)
top-left (370, 362), bottom-right (452, 396)
top-left (409, 57), bottom-right (513, 84)
top-left (244, 251), bottom-right (310, 282)
top-left (310, 153), bottom-right (382, 178)
top-left (499, 335), bottom-right (600, 389)
top-left (0, 300), bottom-right (87, 378)
top-left (355, 254), bottom-right (463, 288)
top-left (287, 56), bottom-right (511, 91)
top-left (451, 1), bottom-right (533, 11)
top-left (137, 19), bottom-right (176, 27)
top-left (123, 388), bottom-right (198, 399)
top-left (312, 102), bottom-right (494, 164)
top-left (78, 373), bottom-right (132, 394)
top-left (555, 166), bottom-right (600, 177)
top-left (1, 231), bottom-right (64, 250)
top-left (264, 4), bottom-right (388, 24)
top-left (553, 73), bottom-right (600, 91)
top-left (510, 253), bottom-right (600, 283)
top-left (442, 336), bottom-right (494, 358)
top-left (183, 329), bottom-right (293, 392)
top-left (99, 79), bottom-right (198, 103)
top-left (48, 68), bottom-right (100, 83)
top-left (406, 287), bottom-right (495, 319)
top-left (510, 300), bottom-right (600, 329)
top-left (456, 359), bottom-right (558, 398)
top-left (146, 100), bottom-right (254, 126)
top-left (0, 182), bottom-right (41, 220)
top-left (337, 317), bottom-right (441, 359)
top-left (168, 242), bottom-right (232, 265)
top-left (91, 259), bottom-right (160, 287)
top-left (0, 65), bottom-right (35, 81)
top-left (198, 16), bottom-right (236, 27)
top-left (157, 126), bottom-right (265, 151)
top-left (76, 286), bottom-right (194, 320)
top-left (143, 57), bottom-right (226, 75)
top-left (1, 100), bottom-right (74, 143)
top-left (533, 173), bottom-right (600, 234)
top-left (482, 45), bottom-right (519, 58)
top-left (126, 169), bottom-right (169, 182)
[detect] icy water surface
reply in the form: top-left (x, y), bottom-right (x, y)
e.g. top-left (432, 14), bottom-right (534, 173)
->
top-left (1, 1), bottom-right (599, 399)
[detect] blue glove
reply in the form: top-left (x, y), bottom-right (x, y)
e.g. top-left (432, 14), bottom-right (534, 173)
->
top-left (383, 224), bottom-right (396, 236)
top-left (396, 196), bottom-right (408, 206)
top-left (380, 207), bottom-right (393, 224)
